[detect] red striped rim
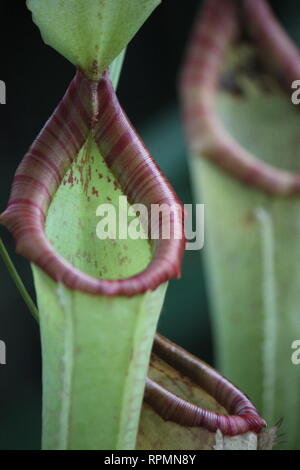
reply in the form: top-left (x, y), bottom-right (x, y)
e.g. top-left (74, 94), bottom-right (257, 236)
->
top-left (1, 69), bottom-right (185, 296)
top-left (145, 334), bottom-right (266, 436)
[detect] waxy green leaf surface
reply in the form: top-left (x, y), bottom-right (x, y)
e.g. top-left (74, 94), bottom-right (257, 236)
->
top-left (27, 0), bottom-right (161, 78)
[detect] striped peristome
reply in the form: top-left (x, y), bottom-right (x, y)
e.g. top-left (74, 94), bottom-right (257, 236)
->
top-left (145, 334), bottom-right (266, 436)
top-left (1, 69), bottom-right (185, 296)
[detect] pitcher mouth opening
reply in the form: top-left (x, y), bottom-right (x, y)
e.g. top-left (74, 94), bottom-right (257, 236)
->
top-left (1, 69), bottom-right (185, 297)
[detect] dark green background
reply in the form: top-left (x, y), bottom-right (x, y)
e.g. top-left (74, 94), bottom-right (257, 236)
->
top-left (0, 0), bottom-right (299, 449)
